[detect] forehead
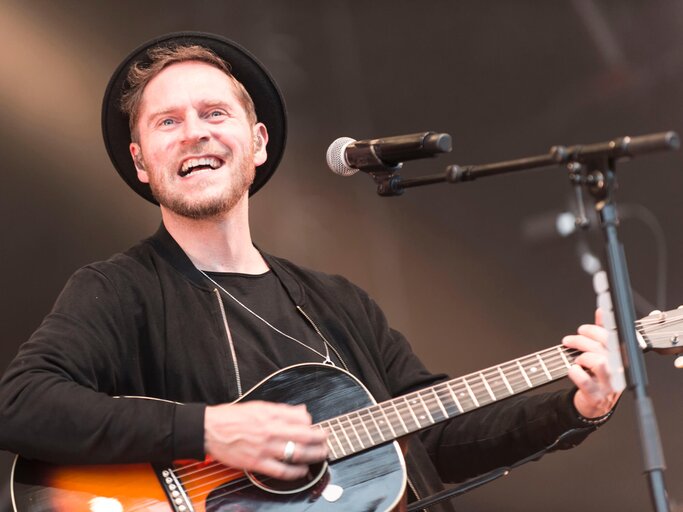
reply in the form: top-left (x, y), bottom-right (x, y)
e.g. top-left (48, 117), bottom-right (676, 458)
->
top-left (138, 60), bottom-right (243, 116)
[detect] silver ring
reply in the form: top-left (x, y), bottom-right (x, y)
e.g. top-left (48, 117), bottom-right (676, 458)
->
top-left (283, 440), bottom-right (296, 463)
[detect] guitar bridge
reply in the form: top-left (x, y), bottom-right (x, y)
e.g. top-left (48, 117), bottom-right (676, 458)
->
top-left (156, 465), bottom-right (194, 512)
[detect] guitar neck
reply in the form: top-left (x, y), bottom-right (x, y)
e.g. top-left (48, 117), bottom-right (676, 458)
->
top-left (318, 343), bottom-right (581, 461)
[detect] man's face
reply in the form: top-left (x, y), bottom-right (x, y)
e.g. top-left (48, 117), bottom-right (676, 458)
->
top-left (129, 60), bottom-right (268, 219)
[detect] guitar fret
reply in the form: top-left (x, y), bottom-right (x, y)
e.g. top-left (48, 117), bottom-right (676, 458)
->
top-left (434, 385), bottom-right (459, 417)
top-left (452, 380), bottom-right (476, 411)
top-left (366, 406), bottom-right (388, 442)
top-left (480, 372), bottom-right (496, 401)
top-left (520, 356), bottom-right (549, 387)
top-left (446, 382), bottom-right (464, 413)
top-left (325, 422), bottom-right (345, 457)
top-left (497, 366), bottom-right (514, 395)
top-left (359, 408), bottom-right (384, 445)
top-left (431, 387), bottom-right (449, 420)
top-left (335, 417), bottom-right (354, 454)
top-left (378, 406), bottom-right (398, 438)
top-left (536, 353), bottom-right (552, 380)
top-left (348, 412), bottom-right (366, 449)
top-left (391, 401), bottom-right (409, 435)
top-left (326, 436), bottom-right (340, 459)
top-left (516, 360), bottom-right (532, 388)
top-left (318, 423), bottom-right (340, 459)
top-left (357, 410), bottom-right (374, 446)
top-left (403, 396), bottom-right (423, 430)
top-left (463, 378), bottom-right (480, 407)
top-left (418, 393), bottom-right (436, 424)
top-left (558, 346), bottom-right (572, 368)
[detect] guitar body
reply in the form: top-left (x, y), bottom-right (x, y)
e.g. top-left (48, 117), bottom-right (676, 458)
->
top-left (11, 364), bottom-right (406, 511)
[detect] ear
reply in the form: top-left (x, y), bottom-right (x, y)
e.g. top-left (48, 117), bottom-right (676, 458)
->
top-left (252, 123), bottom-right (269, 167)
top-left (129, 143), bottom-right (149, 183)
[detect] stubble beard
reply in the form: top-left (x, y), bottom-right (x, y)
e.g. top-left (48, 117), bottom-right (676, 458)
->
top-left (143, 151), bottom-right (256, 220)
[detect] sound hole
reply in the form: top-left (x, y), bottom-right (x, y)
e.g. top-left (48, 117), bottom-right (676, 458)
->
top-left (247, 461), bottom-right (328, 494)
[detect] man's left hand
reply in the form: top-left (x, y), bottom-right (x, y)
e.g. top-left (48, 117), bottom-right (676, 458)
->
top-left (562, 309), bottom-right (622, 419)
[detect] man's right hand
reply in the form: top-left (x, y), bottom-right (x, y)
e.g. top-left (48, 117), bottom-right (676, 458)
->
top-left (204, 401), bottom-right (328, 480)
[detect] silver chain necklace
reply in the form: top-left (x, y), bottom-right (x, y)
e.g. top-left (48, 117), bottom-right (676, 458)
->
top-left (198, 268), bottom-right (335, 365)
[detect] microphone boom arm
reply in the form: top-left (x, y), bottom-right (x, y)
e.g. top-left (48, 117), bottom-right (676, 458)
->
top-left (374, 131), bottom-right (679, 196)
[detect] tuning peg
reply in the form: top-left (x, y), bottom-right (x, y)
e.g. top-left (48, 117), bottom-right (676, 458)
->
top-left (648, 310), bottom-right (666, 321)
top-left (675, 356), bottom-right (683, 369)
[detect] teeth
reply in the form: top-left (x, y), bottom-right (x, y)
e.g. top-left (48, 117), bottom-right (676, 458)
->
top-left (180, 157), bottom-right (222, 174)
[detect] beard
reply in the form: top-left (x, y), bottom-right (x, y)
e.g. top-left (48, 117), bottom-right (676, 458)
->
top-left (141, 146), bottom-right (256, 220)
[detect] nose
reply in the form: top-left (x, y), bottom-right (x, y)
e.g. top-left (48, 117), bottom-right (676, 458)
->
top-left (181, 112), bottom-right (210, 143)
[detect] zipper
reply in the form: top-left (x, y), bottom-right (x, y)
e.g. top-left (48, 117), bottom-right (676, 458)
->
top-left (213, 288), bottom-right (243, 398)
top-left (407, 474), bottom-right (427, 512)
top-left (296, 305), bottom-right (349, 372)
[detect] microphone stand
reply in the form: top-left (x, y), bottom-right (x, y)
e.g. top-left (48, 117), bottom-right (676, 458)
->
top-left (375, 132), bottom-right (679, 512)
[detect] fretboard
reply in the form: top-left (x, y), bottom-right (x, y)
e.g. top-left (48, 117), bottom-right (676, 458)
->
top-left (317, 344), bottom-right (580, 461)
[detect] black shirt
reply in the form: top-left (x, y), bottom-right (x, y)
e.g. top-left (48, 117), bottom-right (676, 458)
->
top-left (206, 270), bottom-right (343, 392)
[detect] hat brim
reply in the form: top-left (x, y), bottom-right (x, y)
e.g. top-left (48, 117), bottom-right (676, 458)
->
top-left (102, 31), bottom-right (287, 204)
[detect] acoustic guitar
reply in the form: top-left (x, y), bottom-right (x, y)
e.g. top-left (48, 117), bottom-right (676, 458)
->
top-left (11, 307), bottom-right (683, 511)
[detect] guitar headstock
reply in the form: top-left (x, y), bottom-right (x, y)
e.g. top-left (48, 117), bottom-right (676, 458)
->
top-left (636, 306), bottom-right (683, 355)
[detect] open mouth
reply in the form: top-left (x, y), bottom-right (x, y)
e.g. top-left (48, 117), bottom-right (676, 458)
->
top-left (178, 156), bottom-right (224, 177)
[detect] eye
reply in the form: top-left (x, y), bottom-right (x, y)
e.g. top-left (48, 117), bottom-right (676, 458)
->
top-left (209, 110), bottom-right (225, 118)
top-left (160, 118), bottom-right (175, 126)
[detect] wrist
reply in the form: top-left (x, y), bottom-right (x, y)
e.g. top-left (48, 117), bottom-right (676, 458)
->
top-left (571, 389), bottom-right (616, 427)
top-left (576, 407), bottom-right (614, 426)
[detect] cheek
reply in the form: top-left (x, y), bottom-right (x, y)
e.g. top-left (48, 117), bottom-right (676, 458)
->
top-left (142, 136), bottom-right (177, 165)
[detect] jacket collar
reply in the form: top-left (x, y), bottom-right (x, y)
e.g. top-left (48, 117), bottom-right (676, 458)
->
top-left (148, 223), bottom-right (306, 306)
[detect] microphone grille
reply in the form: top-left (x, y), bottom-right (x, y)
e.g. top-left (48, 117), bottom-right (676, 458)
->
top-left (326, 137), bottom-right (358, 176)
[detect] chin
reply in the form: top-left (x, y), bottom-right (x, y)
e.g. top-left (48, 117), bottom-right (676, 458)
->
top-left (157, 189), bottom-right (248, 220)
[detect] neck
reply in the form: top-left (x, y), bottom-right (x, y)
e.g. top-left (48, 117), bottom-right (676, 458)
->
top-left (160, 195), bottom-right (268, 274)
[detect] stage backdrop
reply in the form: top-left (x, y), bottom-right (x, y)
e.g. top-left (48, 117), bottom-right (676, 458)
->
top-left (1, 1), bottom-right (682, 510)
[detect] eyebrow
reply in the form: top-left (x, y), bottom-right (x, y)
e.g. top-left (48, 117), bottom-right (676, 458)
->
top-left (146, 100), bottom-right (233, 122)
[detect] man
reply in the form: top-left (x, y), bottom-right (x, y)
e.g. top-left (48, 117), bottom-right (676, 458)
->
top-left (0, 32), bottom-right (618, 510)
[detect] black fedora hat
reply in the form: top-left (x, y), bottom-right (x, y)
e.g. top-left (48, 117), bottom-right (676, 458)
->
top-left (101, 31), bottom-right (287, 204)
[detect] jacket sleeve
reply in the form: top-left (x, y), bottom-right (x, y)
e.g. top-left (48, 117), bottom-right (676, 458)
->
top-left (355, 285), bottom-right (597, 483)
top-left (0, 265), bottom-right (205, 464)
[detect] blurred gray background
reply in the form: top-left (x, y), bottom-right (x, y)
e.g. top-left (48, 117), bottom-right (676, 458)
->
top-left (1, 1), bottom-right (682, 510)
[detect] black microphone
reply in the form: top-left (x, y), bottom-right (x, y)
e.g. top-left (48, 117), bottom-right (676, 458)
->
top-left (326, 132), bottom-right (452, 176)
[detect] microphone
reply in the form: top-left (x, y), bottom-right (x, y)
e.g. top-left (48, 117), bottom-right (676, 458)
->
top-left (326, 132), bottom-right (452, 176)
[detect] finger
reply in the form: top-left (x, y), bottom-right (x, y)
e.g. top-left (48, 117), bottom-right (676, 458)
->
top-left (569, 364), bottom-right (619, 416)
top-left (577, 324), bottom-right (609, 346)
top-left (573, 352), bottom-right (611, 384)
top-left (250, 401), bottom-right (314, 424)
top-left (595, 308), bottom-right (603, 327)
top-left (265, 423), bottom-right (328, 446)
top-left (562, 334), bottom-right (607, 355)
top-left (274, 439), bottom-right (328, 465)
top-left (252, 458), bottom-right (314, 481)
top-left (567, 364), bottom-right (600, 396)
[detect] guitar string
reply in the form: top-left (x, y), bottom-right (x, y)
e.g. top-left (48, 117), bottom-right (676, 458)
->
top-left (119, 320), bottom-right (677, 508)
top-left (174, 345), bottom-right (580, 485)
top-left (115, 343), bottom-right (584, 512)
top-left (180, 348), bottom-right (613, 496)
top-left (635, 314), bottom-right (683, 326)
top-left (318, 349), bottom-right (581, 452)
top-left (170, 316), bottom-right (680, 479)
top-left (173, 345), bottom-right (576, 481)
top-left (184, 350), bottom-right (632, 503)
top-left (119, 335), bottom-right (678, 512)
top-left (175, 346), bottom-right (582, 494)
top-left (178, 324), bottom-right (683, 495)
top-left (180, 351), bottom-right (583, 503)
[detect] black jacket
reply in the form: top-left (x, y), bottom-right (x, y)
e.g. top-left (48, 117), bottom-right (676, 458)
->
top-left (0, 225), bottom-right (595, 511)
